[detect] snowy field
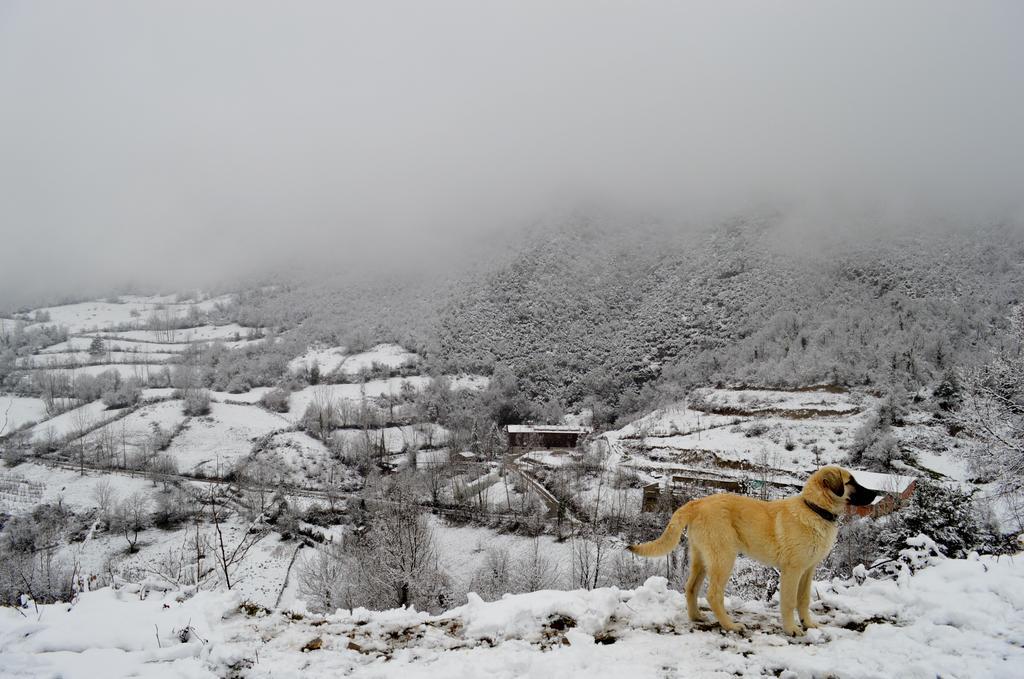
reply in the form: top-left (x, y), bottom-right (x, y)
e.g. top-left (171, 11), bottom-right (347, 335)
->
top-left (603, 390), bottom-right (905, 490)
top-left (248, 431), bottom-right (362, 490)
top-left (50, 363), bottom-right (171, 383)
top-left (164, 402), bottom-right (287, 476)
top-left (0, 395), bottom-right (49, 432)
top-left (0, 463), bottom-right (156, 515)
top-left (208, 387), bottom-right (274, 404)
top-left (1, 547), bottom-right (1020, 678)
top-left (287, 345), bottom-right (349, 375)
top-left (18, 351), bottom-right (178, 367)
top-left (288, 343), bottom-right (418, 378)
top-left (40, 337), bottom-right (190, 354)
top-left (19, 301), bottom-right (194, 334)
top-left (94, 323), bottom-right (258, 344)
top-left (332, 424), bottom-right (449, 454)
top-left (79, 400), bottom-right (187, 457)
top-left (286, 378), bottom-right (433, 420)
top-left (25, 400), bottom-right (116, 443)
top-left (691, 387), bottom-right (866, 416)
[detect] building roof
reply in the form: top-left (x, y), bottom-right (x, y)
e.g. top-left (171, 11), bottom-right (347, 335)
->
top-left (848, 470), bottom-right (917, 504)
top-left (506, 424), bottom-right (594, 435)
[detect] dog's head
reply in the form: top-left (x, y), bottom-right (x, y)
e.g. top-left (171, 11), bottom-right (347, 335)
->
top-left (809, 466), bottom-right (879, 509)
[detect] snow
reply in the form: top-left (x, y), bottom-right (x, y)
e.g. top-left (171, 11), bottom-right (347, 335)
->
top-left (847, 469), bottom-right (916, 495)
top-left (1, 551), bottom-right (1020, 678)
top-left (0, 395), bottom-right (49, 432)
top-left (40, 337), bottom-right (190, 354)
top-left (36, 363), bottom-right (171, 384)
top-left (331, 424), bottom-right (449, 454)
top-left (25, 400), bottom-right (115, 443)
top-left (287, 343), bottom-right (418, 378)
top-left (286, 377), bottom-right (432, 420)
top-left (692, 387), bottom-right (865, 415)
top-left (287, 345), bottom-right (349, 375)
top-left (164, 402), bottom-right (287, 476)
top-left (4, 462), bottom-right (155, 514)
top-left (208, 387), bottom-right (273, 404)
top-left (18, 351), bottom-right (178, 367)
top-left (95, 324), bottom-right (258, 344)
top-left (20, 301), bottom-right (195, 334)
top-left (338, 343), bottom-right (418, 374)
top-left (83, 400), bottom-right (187, 456)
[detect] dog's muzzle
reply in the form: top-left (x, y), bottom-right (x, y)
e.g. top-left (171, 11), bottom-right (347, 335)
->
top-left (847, 477), bottom-right (878, 506)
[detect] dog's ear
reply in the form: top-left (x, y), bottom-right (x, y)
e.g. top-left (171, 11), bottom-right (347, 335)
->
top-left (819, 467), bottom-right (845, 497)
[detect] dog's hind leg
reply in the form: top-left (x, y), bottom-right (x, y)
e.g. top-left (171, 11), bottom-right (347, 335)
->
top-left (779, 568), bottom-right (803, 636)
top-left (797, 566), bottom-right (819, 630)
top-left (685, 546), bottom-right (707, 622)
top-left (705, 549), bottom-right (743, 632)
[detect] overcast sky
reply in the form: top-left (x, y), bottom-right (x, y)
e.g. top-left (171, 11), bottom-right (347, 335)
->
top-left (1, 1), bottom-right (1022, 306)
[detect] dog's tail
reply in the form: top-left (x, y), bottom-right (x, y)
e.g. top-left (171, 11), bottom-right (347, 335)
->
top-left (627, 502), bottom-right (693, 558)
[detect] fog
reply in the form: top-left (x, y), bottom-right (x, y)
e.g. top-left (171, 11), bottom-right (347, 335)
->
top-left (1, 1), bottom-right (1022, 307)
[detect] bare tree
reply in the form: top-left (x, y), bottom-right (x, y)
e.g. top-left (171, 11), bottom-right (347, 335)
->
top-left (348, 474), bottom-right (450, 610)
top-left (570, 526), bottom-right (609, 590)
top-left (512, 538), bottom-right (559, 592)
top-left (957, 357), bottom-right (1024, 500)
top-left (115, 492), bottom-right (150, 553)
top-left (207, 487), bottom-right (267, 590)
top-left (298, 542), bottom-right (348, 612)
top-left (303, 387), bottom-right (338, 442)
top-left (92, 478), bottom-right (117, 525)
top-left (71, 406), bottom-right (95, 475)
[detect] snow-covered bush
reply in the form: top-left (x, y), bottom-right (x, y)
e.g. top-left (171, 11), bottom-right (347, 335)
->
top-left (182, 389), bottom-right (211, 416)
top-left (877, 479), bottom-right (1004, 559)
top-left (0, 504), bottom-right (78, 606)
top-left (260, 387), bottom-right (291, 413)
top-left (101, 377), bottom-right (142, 409)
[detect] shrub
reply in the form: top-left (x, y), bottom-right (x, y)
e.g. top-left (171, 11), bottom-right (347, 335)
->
top-left (182, 389), bottom-right (211, 416)
top-left (260, 387), bottom-right (291, 413)
top-left (877, 479), bottom-right (1003, 559)
top-left (101, 378), bottom-right (141, 409)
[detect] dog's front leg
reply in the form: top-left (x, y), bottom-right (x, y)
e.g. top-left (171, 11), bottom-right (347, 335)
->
top-left (797, 567), bottom-right (819, 630)
top-left (779, 568), bottom-right (803, 636)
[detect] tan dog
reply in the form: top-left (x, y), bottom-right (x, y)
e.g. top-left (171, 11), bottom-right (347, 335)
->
top-left (627, 466), bottom-right (877, 636)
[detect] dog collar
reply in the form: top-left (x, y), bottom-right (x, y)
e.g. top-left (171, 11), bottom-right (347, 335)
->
top-left (803, 499), bottom-right (838, 523)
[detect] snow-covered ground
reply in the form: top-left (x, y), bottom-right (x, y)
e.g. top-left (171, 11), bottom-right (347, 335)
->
top-left (0, 395), bottom-right (49, 432)
top-left (0, 462), bottom-right (155, 515)
top-left (94, 323), bottom-right (258, 344)
top-left (331, 424), bottom-right (449, 455)
top-left (691, 387), bottom-right (866, 416)
top-left (286, 378), bottom-right (432, 421)
top-left (598, 389), bottom-right (966, 498)
top-left (337, 343), bottom-right (418, 375)
top-left (18, 351), bottom-right (178, 367)
top-left (164, 402), bottom-right (287, 476)
top-left (287, 344), bottom-right (349, 375)
top-left (1, 547), bottom-right (1020, 678)
top-left (79, 400), bottom-right (187, 458)
top-left (40, 337), bottom-right (191, 354)
top-left (208, 387), bottom-right (274, 404)
top-left (288, 343), bottom-right (418, 378)
top-left (25, 400), bottom-right (115, 443)
top-left (19, 301), bottom-right (193, 334)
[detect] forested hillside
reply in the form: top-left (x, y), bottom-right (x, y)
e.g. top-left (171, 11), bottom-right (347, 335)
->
top-left (202, 218), bottom-right (1024, 426)
top-left (432, 219), bottom-right (1024, 422)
